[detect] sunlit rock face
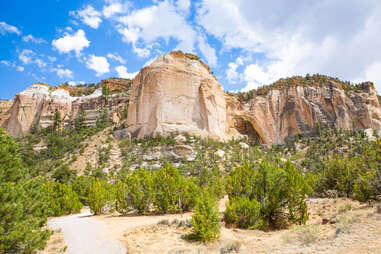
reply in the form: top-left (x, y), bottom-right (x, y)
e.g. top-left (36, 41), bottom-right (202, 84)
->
top-left (2, 51), bottom-right (381, 145)
top-left (228, 81), bottom-right (381, 144)
top-left (2, 80), bottom-right (130, 137)
top-left (126, 52), bottom-right (235, 141)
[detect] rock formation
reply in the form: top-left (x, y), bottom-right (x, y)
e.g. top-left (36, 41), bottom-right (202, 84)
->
top-left (228, 80), bottom-right (381, 144)
top-left (2, 80), bottom-right (131, 137)
top-left (126, 51), bottom-right (234, 141)
top-left (2, 52), bottom-right (381, 144)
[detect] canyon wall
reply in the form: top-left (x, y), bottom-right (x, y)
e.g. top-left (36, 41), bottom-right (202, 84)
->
top-left (2, 52), bottom-right (381, 144)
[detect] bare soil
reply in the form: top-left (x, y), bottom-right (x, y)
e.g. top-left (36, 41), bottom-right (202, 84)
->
top-left (95, 198), bottom-right (381, 254)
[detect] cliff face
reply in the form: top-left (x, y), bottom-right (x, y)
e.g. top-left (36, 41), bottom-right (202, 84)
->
top-left (0, 100), bottom-right (13, 128)
top-left (2, 52), bottom-right (381, 144)
top-left (2, 79), bottom-right (131, 137)
top-left (228, 81), bottom-right (381, 144)
top-left (126, 52), bottom-right (234, 141)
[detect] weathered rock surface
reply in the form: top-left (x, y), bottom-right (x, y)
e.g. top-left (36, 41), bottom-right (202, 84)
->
top-left (0, 100), bottom-right (13, 128)
top-left (228, 81), bottom-right (381, 144)
top-left (2, 79), bottom-right (131, 137)
top-left (126, 52), bottom-right (233, 141)
top-left (2, 52), bottom-right (381, 145)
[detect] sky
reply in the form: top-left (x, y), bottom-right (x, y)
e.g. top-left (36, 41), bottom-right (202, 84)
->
top-left (1, 0), bottom-right (381, 100)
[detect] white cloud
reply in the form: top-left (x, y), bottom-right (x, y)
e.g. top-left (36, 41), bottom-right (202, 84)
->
top-left (76, 6), bottom-right (102, 29)
top-left (34, 59), bottom-right (47, 68)
top-left (103, 2), bottom-right (127, 18)
top-left (52, 29), bottom-right (90, 56)
top-left (115, 65), bottom-right (138, 79)
top-left (117, 0), bottom-right (197, 56)
top-left (0, 21), bottom-right (21, 35)
top-left (22, 34), bottom-right (46, 43)
top-left (47, 56), bottom-right (56, 62)
top-left (18, 49), bottom-right (34, 64)
top-left (107, 53), bottom-right (126, 64)
top-left (198, 37), bottom-right (217, 67)
top-left (133, 47), bottom-right (151, 58)
top-left (226, 56), bottom-right (246, 84)
top-left (16, 66), bottom-right (24, 72)
top-left (196, 0), bottom-right (381, 92)
top-left (0, 60), bottom-right (11, 66)
top-left (175, 0), bottom-right (191, 15)
top-left (241, 64), bottom-right (272, 91)
top-left (56, 68), bottom-right (73, 79)
top-left (86, 55), bottom-right (110, 76)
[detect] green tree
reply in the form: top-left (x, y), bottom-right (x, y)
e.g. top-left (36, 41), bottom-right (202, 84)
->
top-left (96, 108), bottom-right (109, 130)
top-left (224, 196), bottom-right (263, 229)
top-left (88, 179), bottom-right (112, 215)
top-left (126, 169), bottom-right (154, 214)
top-left (74, 109), bottom-right (86, 132)
top-left (101, 85), bottom-right (110, 98)
top-left (0, 128), bottom-right (27, 183)
top-left (190, 192), bottom-right (220, 242)
top-left (153, 164), bottom-right (184, 213)
top-left (0, 183), bottom-right (52, 253)
top-left (226, 161), bottom-right (310, 230)
top-left (53, 110), bottom-right (61, 131)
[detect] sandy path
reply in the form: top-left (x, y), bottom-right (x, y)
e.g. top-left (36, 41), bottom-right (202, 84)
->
top-left (48, 208), bottom-right (127, 254)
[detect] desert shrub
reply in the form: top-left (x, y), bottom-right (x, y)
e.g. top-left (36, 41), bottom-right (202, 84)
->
top-left (226, 161), bottom-right (310, 230)
top-left (125, 169), bottom-right (154, 214)
top-left (88, 179), bottom-right (113, 215)
top-left (190, 192), bottom-right (220, 242)
top-left (44, 181), bottom-right (83, 216)
top-left (114, 180), bottom-right (129, 214)
top-left (71, 176), bottom-right (92, 204)
top-left (195, 166), bottom-right (224, 199)
top-left (52, 164), bottom-right (76, 184)
top-left (153, 164), bottom-right (194, 213)
top-left (317, 156), bottom-right (359, 197)
top-left (224, 196), bottom-right (263, 229)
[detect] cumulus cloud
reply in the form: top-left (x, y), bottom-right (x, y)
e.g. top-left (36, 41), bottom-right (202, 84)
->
top-left (22, 34), bottom-right (46, 43)
top-left (16, 66), bottom-right (24, 72)
top-left (226, 57), bottom-right (244, 83)
top-left (117, 0), bottom-right (197, 56)
top-left (52, 29), bottom-right (90, 56)
top-left (103, 2), bottom-right (127, 18)
top-left (196, 0), bottom-right (381, 92)
top-left (107, 53), bottom-right (126, 64)
top-left (75, 6), bottom-right (102, 29)
top-left (175, 0), bottom-right (191, 15)
top-left (18, 49), bottom-right (34, 64)
top-left (115, 65), bottom-right (138, 79)
top-left (86, 55), bottom-right (110, 76)
top-left (0, 21), bottom-right (21, 35)
top-left (198, 37), bottom-right (217, 67)
top-left (56, 68), bottom-right (73, 79)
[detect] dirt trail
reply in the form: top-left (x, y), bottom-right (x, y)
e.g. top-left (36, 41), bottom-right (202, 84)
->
top-left (47, 208), bottom-right (127, 254)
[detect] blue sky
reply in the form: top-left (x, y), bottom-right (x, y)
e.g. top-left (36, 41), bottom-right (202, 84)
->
top-left (1, 0), bottom-right (381, 100)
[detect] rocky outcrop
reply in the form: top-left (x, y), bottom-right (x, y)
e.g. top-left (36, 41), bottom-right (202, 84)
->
top-left (126, 52), bottom-right (234, 141)
top-left (0, 100), bottom-right (13, 129)
top-left (228, 81), bottom-right (381, 144)
top-left (2, 79), bottom-right (131, 137)
top-left (2, 52), bottom-right (381, 145)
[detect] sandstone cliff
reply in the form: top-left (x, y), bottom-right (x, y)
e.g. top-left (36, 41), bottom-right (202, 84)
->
top-left (2, 53), bottom-right (381, 144)
top-left (228, 77), bottom-right (381, 144)
top-left (126, 51), bottom-right (234, 141)
top-left (2, 79), bottom-right (131, 137)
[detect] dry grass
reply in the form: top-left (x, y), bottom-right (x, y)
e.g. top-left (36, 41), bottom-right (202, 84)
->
top-left (282, 225), bottom-right (320, 246)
